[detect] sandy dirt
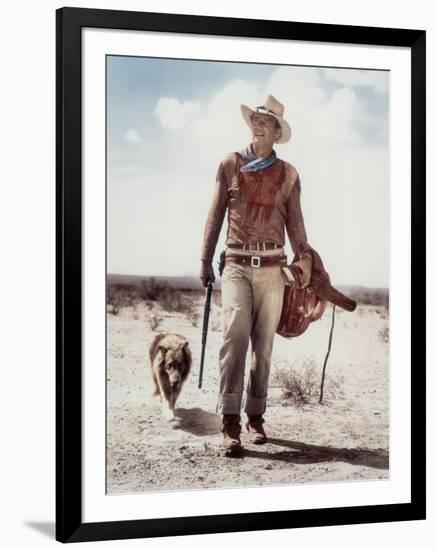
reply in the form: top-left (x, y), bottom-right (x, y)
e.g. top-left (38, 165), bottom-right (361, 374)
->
top-left (106, 293), bottom-right (389, 494)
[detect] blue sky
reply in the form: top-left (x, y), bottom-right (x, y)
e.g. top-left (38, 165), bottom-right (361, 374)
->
top-left (107, 58), bottom-right (271, 146)
top-left (106, 55), bottom-right (389, 286)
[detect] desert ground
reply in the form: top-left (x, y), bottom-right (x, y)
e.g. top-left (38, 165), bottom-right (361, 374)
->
top-left (106, 283), bottom-right (389, 494)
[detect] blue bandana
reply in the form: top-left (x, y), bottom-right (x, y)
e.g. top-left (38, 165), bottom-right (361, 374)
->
top-left (239, 145), bottom-right (277, 173)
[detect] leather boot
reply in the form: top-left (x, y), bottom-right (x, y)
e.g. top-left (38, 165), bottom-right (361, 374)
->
top-left (222, 414), bottom-right (242, 452)
top-left (246, 415), bottom-right (267, 444)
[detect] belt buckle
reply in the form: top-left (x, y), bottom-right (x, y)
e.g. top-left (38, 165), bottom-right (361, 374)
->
top-left (251, 256), bottom-right (261, 268)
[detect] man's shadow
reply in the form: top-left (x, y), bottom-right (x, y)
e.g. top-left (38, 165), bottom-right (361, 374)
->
top-left (174, 409), bottom-right (388, 470)
top-left (244, 437), bottom-right (389, 470)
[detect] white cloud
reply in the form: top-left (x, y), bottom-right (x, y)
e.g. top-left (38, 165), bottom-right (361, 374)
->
top-left (322, 67), bottom-right (389, 95)
top-left (266, 66), bottom-right (360, 145)
top-left (154, 97), bottom-right (200, 130)
top-left (124, 128), bottom-right (140, 144)
top-left (188, 79), bottom-right (261, 169)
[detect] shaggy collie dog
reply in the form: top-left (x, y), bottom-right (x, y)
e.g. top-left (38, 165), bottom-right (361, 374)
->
top-left (149, 333), bottom-right (192, 420)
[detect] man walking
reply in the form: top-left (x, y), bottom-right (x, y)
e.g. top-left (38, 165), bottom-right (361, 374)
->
top-left (200, 94), bottom-right (312, 453)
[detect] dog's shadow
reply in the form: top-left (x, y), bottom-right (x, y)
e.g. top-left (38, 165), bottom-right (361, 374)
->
top-left (174, 408), bottom-right (222, 436)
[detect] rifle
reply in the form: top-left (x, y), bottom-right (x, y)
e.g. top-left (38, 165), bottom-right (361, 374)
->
top-left (309, 273), bottom-right (356, 312)
top-left (288, 264), bottom-right (356, 311)
top-left (198, 280), bottom-right (213, 389)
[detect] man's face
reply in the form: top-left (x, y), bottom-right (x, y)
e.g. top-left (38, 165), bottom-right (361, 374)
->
top-left (250, 113), bottom-right (281, 148)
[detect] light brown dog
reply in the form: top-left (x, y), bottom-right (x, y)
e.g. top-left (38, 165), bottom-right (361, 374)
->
top-left (149, 333), bottom-right (192, 421)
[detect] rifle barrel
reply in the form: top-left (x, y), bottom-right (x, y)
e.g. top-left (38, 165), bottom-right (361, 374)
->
top-left (198, 281), bottom-right (213, 388)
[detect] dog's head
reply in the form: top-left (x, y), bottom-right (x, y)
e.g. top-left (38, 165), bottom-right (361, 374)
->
top-left (158, 340), bottom-right (191, 390)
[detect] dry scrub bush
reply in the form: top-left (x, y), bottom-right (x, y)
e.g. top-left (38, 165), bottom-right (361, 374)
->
top-left (108, 278), bottom-right (213, 322)
top-left (158, 288), bottom-right (198, 316)
top-left (349, 287), bottom-right (389, 309)
top-left (149, 313), bottom-right (163, 331)
top-left (378, 326), bottom-right (389, 343)
top-left (107, 284), bottom-right (137, 315)
top-left (378, 306), bottom-right (389, 320)
top-left (273, 358), bottom-right (319, 405)
top-left (273, 357), bottom-right (345, 406)
top-left (139, 277), bottom-right (170, 301)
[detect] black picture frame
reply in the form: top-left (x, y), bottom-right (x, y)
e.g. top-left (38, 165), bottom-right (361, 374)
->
top-left (56, 6), bottom-right (426, 543)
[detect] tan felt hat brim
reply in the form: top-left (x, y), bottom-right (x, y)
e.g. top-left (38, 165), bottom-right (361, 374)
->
top-left (240, 104), bottom-right (292, 144)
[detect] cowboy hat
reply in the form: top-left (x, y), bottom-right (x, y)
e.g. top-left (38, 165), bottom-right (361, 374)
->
top-left (240, 94), bottom-right (292, 144)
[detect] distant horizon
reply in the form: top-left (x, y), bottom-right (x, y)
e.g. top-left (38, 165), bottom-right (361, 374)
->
top-left (107, 272), bottom-right (389, 292)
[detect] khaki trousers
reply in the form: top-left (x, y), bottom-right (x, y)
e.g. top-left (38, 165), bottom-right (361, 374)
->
top-left (216, 249), bottom-right (285, 416)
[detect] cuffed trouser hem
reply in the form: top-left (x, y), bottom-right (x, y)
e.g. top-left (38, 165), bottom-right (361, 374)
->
top-left (243, 394), bottom-right (267, 416)
top-left (216, 393), bottom-right (242, 415)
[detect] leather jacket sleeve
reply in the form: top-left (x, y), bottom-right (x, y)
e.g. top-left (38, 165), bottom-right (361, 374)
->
top-left (286, 176), bottom-right (313, 285)
top-left (286, 176), bottom-right (311, 256)
top-left (201, 162), bottom-right (228, 262)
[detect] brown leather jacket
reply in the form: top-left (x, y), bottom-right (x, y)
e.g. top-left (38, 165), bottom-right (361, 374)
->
top-left (201, 151), bottom-right (311, 262)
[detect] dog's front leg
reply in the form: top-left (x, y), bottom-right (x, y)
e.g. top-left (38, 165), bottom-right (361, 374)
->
top-left (162, 400), bottom-right (176, 421)
top-left (170, 388), bottom-right (182, 420)
top-left (155, 372), bottom-right (176, 421)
